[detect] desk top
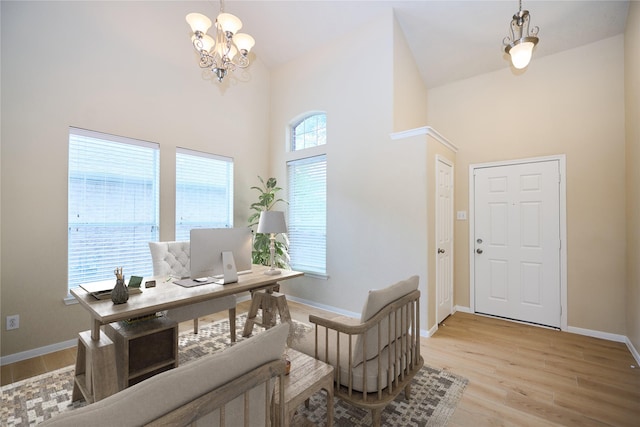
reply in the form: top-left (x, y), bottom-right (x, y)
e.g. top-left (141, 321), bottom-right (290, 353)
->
top-left (70, 265), bottom-right (303, 325)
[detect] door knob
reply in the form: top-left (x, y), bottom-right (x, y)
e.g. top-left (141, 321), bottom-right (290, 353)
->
top-left (476, 248), bottom-right (483, 254)
top-left (438, 248), bottom-right (445, 254)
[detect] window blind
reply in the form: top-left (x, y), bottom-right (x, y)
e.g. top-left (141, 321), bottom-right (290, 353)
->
top-left (175, 148), bottom-right (234, 241)
top-left (68, 128), bottom-right (159, 291)
top-left (287, 154), bottom-right (327, 275)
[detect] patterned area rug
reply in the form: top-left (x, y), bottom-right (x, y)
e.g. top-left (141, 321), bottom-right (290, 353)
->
top-left (1, 314), bottom-right (467, 426)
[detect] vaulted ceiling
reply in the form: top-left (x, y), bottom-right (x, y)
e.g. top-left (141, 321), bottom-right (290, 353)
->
top-left (215, 0), bottom-right (630, 88)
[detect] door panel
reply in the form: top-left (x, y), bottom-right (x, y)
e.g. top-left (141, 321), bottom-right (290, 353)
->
top-left (474, 160), bottom-right (560, 328)
top-left (436, 158), bottom-right (454, 324)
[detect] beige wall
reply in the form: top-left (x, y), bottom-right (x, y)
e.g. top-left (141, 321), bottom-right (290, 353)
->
top-left (270, 10), bottom-right (431, 325)
top-left (392, 14), bottom-right (428, 132)
top-left (1, 1), bottom-right (271, 356)
top-left (428, 36), bottom-right (627, 334)
top-left (625, 2), bottom-right (640, 354)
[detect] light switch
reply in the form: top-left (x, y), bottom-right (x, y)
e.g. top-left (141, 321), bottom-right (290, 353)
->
top-left (456, 211), bottom-right (467, 220)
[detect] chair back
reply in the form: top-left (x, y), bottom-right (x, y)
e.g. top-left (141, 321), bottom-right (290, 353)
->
top-left (148, 241), bottom-right (191, 278)
top-left (353, 275), bottom-right (419, 365)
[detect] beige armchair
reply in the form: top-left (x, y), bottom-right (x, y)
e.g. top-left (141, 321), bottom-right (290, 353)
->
top-left (148, 241), bottom-right (237, 341)
top-left (292, 276), bottom-right (423, 427)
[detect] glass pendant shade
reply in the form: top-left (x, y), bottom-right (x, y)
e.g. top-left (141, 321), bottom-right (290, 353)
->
top-left (233, 33), bottom-right (255, 53)
top-left (217, 12), bottom-right (242, 35)
top-left (509, 41), bottom-right (535, 69)
top-left (199, 35), bottom-right (216, 53)
top-left (186, 13), bottom-right (212, 34)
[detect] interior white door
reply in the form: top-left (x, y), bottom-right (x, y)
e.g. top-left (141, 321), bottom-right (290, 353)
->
top-left (436, 158), bottom-right (454, 324)
top-left (474, 160), bottom-right (561, 328)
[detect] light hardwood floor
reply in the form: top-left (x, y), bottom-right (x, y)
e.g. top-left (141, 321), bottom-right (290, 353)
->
top-left (2, 300), bottom-right (639, 426)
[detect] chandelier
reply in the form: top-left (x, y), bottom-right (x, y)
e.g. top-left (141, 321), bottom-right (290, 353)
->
top-left (503, 0), bottom-right (540, 69)
top-left (186, 0), bottom-right (255, 82)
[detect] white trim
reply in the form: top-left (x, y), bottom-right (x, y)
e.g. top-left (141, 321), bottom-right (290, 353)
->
top-left (389, 126), bottom-right (459, 153)
top-left (469, 155), bottom-right (568, 330)
top-left (1, 339), bottom-right (77, 366)
top-left (6, 300), bottom-right (637, 365)
top-left (567, 325), bottom-right (627, 343)
top-left (626, 337), bottom-right (640, 366)
top-left (176, 146), bottom-right (233, 163)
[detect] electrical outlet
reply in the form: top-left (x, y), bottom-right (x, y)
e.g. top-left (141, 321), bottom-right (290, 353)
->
top-left (6, 315), bottom-right (19, 330)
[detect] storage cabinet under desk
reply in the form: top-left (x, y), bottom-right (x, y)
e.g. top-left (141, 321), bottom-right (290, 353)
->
top-left (104, 316), bottom-right (178, 391)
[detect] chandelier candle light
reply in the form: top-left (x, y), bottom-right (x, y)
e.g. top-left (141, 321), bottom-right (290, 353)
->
top-left (186, 0), bottom-right (255, 82)
top-left (257, 211), bottom-right (287, 276)
top-left (503, 0), bottom-right (540, 69)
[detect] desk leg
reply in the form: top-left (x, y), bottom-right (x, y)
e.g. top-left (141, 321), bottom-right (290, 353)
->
top-left (72, 330), bottom-right (118, 403)
top-left (91, 319), bottom-right (101, 341)
top-left (242, 290), bottom-right (265, 337)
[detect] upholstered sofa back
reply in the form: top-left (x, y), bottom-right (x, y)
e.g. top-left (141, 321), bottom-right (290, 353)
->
top-left (40, 323), bottom-right (289, 426)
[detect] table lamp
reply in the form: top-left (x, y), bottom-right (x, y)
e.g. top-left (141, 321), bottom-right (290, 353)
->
top-left (257, 210), bottom-right (287, 275)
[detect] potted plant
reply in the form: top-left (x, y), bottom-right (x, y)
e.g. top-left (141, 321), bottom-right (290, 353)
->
top-left (248, 176), bottom-right (290, 269)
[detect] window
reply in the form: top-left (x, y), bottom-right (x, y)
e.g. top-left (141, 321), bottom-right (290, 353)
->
top-left (68, 128), bottom-right (159, 291)
top-left (175, 148), bottom-right (234, 241)
top-left (287, 113), bottom-right (327, 276)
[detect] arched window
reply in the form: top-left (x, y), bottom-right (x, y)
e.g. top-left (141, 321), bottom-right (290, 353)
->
top-left (286, 113), bottom-right (327, 276)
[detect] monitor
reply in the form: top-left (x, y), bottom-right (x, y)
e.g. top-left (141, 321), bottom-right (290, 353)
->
top-left (190, 227), bottom-right (253, 281)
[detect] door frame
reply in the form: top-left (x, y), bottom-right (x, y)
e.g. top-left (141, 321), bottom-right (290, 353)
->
top-left (435, 155), bottom-right (454, 325)
top-left (468, 155), bottom-right (568, 330)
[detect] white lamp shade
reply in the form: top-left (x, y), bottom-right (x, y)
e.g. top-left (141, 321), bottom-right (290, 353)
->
top-left (186, 13), bottom-right (212, 34)
top-left (509, 41), bottom-right (534, 69)
top-left (217, 12), bottom-right (242, 35)
top-left (192, 34), bottom-right (215, 52)
top-left (257, 211), bottom-right (287, 234)
top-left (233, 33), bottom-right (255, 52)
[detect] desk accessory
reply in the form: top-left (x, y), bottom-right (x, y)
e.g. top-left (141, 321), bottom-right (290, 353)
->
top-left (128, 276), bottom-right (143, 288)
top-left (111, 267), bottom-right (129, 304)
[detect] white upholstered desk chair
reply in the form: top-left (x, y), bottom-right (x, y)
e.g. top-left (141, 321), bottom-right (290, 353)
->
top-left (148, 241), bottom-right (237, 342)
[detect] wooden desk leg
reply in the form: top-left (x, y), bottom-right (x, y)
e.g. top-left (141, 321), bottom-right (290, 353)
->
top-left (242, 290), bottom-right (264, 337)
top-left (73, 330), bottom-right (118, 403)
top-left (91, 318), bottom-right (101, 341)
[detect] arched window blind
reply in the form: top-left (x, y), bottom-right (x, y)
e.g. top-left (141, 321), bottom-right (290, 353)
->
top-left (175, 148), bottom-right (234, 241)
top-left (68, 127), bottom-right (159, 291)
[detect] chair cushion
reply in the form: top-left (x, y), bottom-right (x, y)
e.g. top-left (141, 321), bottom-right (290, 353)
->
top-left (353, 275), bottom-right (419, 365)
top-left (293, 321), bottom-right (413, 393)
top-left (148, 241), bottom-right (191, 278)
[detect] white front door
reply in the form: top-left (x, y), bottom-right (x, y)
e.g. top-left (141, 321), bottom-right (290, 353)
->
top-left (473, 160), bottom-right (561, 328)
top-left (436, 157), bottom-right (454, 324)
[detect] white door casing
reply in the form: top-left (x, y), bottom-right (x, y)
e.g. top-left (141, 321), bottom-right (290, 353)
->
top-left (436, 156), bottom-right (454, 324)
top-left (471, 157), bottom-right (567, 329)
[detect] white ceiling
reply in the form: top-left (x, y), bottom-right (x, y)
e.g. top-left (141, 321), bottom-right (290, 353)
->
top-left (213, 0), bottom-right (630, 88)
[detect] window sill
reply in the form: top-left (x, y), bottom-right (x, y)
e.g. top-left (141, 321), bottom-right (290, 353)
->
top-left (64, 294), bottom-right (79, 305)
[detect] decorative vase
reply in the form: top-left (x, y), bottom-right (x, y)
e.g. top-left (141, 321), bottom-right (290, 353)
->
top-left (111, 278), bottom-right (129, 304)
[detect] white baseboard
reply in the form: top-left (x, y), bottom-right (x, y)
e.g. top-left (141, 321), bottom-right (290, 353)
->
top-left (5, 300), bottom-right (638, 367)
top-left (626, 337), bottom-right (640, 366)
top-left (1, 338), bottom-right (77, 366)
top-left (454, 305), bottom-right (472, 314)
top-left (453, 306), bottom-right (640, 365)
top-left (285, 295), bottom-right (360, 319)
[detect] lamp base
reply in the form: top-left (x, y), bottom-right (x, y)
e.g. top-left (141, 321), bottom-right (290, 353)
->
top-left (263, 268), bottom-right (281, 276)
